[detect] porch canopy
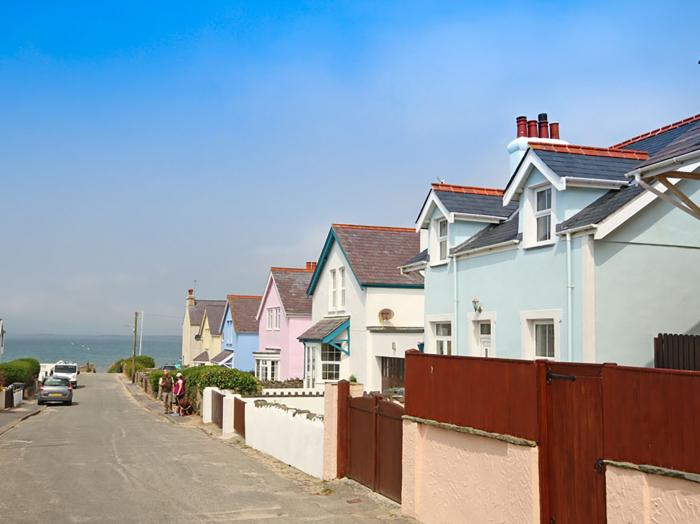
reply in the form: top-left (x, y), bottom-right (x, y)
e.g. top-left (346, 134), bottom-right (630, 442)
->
top-left (628, 124), bottom-right (700, 220)
top-left (210, 349), bottom-right (233, 366)
top-left (192, 350), bottom-right (210, 364)
top-left (298, 316), bottom-right (350, 355)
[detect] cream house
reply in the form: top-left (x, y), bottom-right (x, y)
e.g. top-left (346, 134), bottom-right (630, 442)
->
top-left (181, 289), bottom-right (224, 367)
top-left (299, 224), bottom-right (424, 392)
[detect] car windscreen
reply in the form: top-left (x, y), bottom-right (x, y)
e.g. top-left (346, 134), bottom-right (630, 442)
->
top-left (54, 365), bottom-right (77, 374)
top-left (44, 378), bottom-right (69, 386)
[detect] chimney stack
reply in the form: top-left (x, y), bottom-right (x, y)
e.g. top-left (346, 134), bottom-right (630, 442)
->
top-left (527, 120), bottom-right (538, 138)
top-left (516, 116), bottom-right (527, 138)
top-left (306, 261), bottom-right (317, 272)
top-left (187, 288), bottom-right (195, 306)
top-left (538, 113), bottom-right (549, 139)
top-left (549, 122), bottom-right (560, 139)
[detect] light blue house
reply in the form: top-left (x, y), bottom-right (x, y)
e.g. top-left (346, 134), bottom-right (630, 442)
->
top-left (220, 294), bottom-right (262, 373)
top-left (402, 112), bottom-right (700, 367)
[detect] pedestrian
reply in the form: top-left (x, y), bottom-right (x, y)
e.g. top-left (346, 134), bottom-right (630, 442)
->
top-left (159, 370), bottom-right (174, 414)
top-left (173, 372), bottom-right (186, 416)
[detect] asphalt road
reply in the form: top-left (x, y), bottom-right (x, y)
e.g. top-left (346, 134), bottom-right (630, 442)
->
top-left (0, 373), bottom-right (407, 523)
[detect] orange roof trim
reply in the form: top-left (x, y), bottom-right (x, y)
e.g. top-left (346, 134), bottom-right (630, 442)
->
top-left (431, 183), bottom-right (504, 196)
top-left (226, 294), bottom-right (263, 299)
top-left (530, 142), bottom-right (648, 161)
top-left (612, 113), bottom-right (700, 149)
top-left (271, 267), bottom-right (312, 272)
top-left (332, 224), bottom-right (415, 233)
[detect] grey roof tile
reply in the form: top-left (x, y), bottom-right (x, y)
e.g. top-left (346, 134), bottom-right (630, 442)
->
top-left (210, 350), bottom-right (234, 364)
top-left (536, 150), bottom-right (642, 181)
top-left (271, 269), bottom-right (313, 316)
top-left (227, 295), bottom-right (262, 334)
top-left (205, 302), bottom-right (227, 336)
top-left (400, 249), bottom-right (428, 268)
top-left (621, 119), bottom-right (700, 156)
top-left (192, 351), bottom-right (209, 362)
top-left (639, 122), bottom-right (700, 168)
top-left (434, 190), bottom-right (517, 218)
top-left (452, 213), bottom-right (520, 254)
top-left (298, 316), bottom-right (350, 342)
top-left (188, 299), bottom-right (221, 327)
top-left (558, 185), bottom-right (644, 231)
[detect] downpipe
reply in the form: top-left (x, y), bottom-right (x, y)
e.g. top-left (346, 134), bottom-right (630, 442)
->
top-left (566, 233), bottom-right (573, 359)
top-left (452, 254), bottom-right (459, 355)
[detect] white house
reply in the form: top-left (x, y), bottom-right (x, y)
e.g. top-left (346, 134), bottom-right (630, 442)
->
top-left (299, 224), bottom-right (424, 392)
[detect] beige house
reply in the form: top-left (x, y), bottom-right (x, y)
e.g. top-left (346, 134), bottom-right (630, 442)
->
top-left (181, 289), bottom-right (225, 367)
top-left (196, 301), bottom-right (226, 361)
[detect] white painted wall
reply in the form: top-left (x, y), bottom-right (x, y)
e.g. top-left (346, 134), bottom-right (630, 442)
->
top-left (201, 387), bottom-right (221, 424)
top-left (244, 400), bottom-right (324, 478)
top-left (245, 395), bottom-right (324, 414)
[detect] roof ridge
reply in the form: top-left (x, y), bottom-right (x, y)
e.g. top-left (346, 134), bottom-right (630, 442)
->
top-left (227, 294), bottom-right (262, 299)
top-left (271, 267), bottom-right (313, 273)
top-left (431, 183), bottom-right (504, 196)
top-left (611, 113), bottom-right (700, 149)
top-left (530, 142), bottom-right (648, 160)
top-left (332, 223), bottom-right (415, 233)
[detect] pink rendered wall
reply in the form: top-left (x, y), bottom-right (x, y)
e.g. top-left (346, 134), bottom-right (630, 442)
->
top-left (257, 279), bottom-right (311, 381)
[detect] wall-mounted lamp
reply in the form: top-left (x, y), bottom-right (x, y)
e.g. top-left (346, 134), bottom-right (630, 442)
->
top-left (472, 297), bottom-right (483, 313)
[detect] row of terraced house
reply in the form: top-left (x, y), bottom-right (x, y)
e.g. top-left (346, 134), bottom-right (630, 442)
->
top-left (182, 111), bottom-right (700, 390)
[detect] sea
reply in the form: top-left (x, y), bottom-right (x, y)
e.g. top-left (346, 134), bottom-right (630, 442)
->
top-left (1, 334), bottom-right (181, 371)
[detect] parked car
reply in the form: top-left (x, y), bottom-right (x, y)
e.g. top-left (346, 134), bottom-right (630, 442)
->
top-left (161, 364), bottom-right (177, 372)
top-left (52, 361), bottom-right (79, 388)
top-left (38, 376), bottom-right (73, 406)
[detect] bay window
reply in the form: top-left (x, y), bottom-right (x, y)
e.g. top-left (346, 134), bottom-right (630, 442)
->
top-left (321, 344), bottom-right (341, 381)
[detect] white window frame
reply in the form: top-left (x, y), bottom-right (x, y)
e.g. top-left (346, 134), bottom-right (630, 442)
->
top-left (467, 311), bottom-right (496, 357)
top-left (429, 217), bottom-right (450, 267)
top-left (338, 267), bottom-right (346, 309)
top-left (533, 321), bottom-right (555, 359)
top-left (520, 309), bottom-right (561, 360)
top-left (438, 219), bottom-right (448, 261)
top-left (523, 183), bottom-right (556, 248)
top-left (320, 344), bottom-right (342, 382)
top-left (534, 187), bottom-right (552, 243)
top-left (266, 307), bottom-right (281, 330)
top-left (255, 351), bottom-right (280, 381)
top-left (329, 269), bottom-right (337, 311)
top-left (433, 322), bottom-right (452, 356)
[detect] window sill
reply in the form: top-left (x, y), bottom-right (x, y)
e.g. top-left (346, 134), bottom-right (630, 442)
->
top-left (522, 240), bottom-right (555, 251)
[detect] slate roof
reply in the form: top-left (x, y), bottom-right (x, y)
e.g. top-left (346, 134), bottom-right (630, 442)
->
top-left (400, 249), bottom-right (428, 268)
top-left (192, 351), bottom-right (209, 362)
top-left (298, 316), bottom-right (350, 342)
top-left (452, 213), bottom-right (520, 254)
top-left (331, 225), bottom-right (424, 287)
top-left (615, 114), bottom-right (700, 155)
top-left (431, 184), bottom-right (516, 219)
top-left (557, 185), bottom-right (645, 232)
top-left (227, 295), bottom-right (262, 334)
top-left (204, 301), bottom-right (226, 336)
top-left (639, 121), bottom-right (700, 168)
top-left (534, 149), bottom-right (643, 182)
top-left (188, 299), bottom-right (221, 327)
top-left (210, 349), bottom-right (234, 364)
top-left (271, 268), bottom-right (313, 316)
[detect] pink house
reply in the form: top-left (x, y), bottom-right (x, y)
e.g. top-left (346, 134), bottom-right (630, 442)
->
top-left (254, 263), bottom-right (316, 382)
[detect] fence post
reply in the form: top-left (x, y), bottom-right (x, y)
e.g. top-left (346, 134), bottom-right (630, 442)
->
top-left (535, 359), bottom-right (550, 523)
top-left (337, 380), bottom-right (349, 478)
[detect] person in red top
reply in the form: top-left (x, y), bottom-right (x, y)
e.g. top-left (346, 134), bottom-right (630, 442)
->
top-left (173, 373), bottom-right (186, 416)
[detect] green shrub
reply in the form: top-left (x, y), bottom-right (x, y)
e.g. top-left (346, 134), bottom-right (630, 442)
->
top-left (0, 358), bottom-right (40, 385)
top-left (180, 366), bottom-right (260, 405)
top-left (108, 355), bottom-right (156, 375)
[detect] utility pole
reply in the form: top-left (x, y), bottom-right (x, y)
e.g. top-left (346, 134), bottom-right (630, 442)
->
top-left (131, 311), bottom-right (138, 383)
top-left (138, 311), bottom-right (144, 356)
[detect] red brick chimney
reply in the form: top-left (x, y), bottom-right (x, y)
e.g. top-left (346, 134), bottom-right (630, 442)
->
top-left (538, 113), bottom-right (550, 139)
top-left (187, 288), bottom-right (195, 306)
top-left (516, 116), bottom-right (527, 138)
top-left (550, 122), bottom-right (560, 139)
top-left (306, 261), bottom-right (317, 272)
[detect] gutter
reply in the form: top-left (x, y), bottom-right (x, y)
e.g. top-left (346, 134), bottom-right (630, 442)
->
top-left (627, 149), bottom-right (700, 179)
top-left (556, 224), bottom-right (598, 236)
top-left (453, 239), bottom-right (520, 259)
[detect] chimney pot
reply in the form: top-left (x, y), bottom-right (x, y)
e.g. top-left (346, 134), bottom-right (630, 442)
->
top-left (527, 120), bottom-right (538, 138)
top-left (306, 261), bottom-right (317, 272)
top-left (516, 116), bottom-right (527, 138)
top-left (538, 113), bottom-right (549, 139)
top-left (550, 122), bottom-right (560, 140)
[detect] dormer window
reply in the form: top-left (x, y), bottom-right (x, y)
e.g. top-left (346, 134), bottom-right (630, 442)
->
top-left (535, 187), bottom-right (552, 242)
top-left (438, 219), bottom-right (448, 261)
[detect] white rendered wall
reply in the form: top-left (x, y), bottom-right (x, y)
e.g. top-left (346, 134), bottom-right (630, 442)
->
top-left (244, 400), bottom-right (324, 478)
top-left (245, 395), bottom-right (324, 414)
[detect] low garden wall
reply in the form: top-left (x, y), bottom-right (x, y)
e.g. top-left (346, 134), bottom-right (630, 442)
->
top-left (244, 399), bottom-right (324, 478)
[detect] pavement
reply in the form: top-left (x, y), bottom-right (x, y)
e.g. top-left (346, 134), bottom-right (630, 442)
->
top-left (0, 398), bottom-right (43, 437)
top-left (0, 373), bottom-right (410, 523)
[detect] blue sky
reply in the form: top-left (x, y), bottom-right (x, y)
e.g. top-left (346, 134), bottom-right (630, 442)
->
top-left (0, 1), bottom-right (698, 335)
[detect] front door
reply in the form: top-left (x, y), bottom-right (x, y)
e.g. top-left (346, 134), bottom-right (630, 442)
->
top-left (304, 344), bottom-right (316, 388)
top-left (478, 321), bottom-right (492, 357)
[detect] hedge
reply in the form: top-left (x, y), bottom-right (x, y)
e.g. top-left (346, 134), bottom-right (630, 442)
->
top-left (107, 355), bottom-right (156, 374)
top-left (0, 358), bottom-right (41, 387)
top-left (175, 366), bottom-right (260, 408)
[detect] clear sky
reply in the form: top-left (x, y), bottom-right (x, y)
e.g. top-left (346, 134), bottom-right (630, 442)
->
top-left (0, 1), bottom-right (697, 335)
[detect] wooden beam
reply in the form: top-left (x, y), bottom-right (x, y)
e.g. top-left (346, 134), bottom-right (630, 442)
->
top-left (642, 171), bottom-right (700, 181)
top-left (638, 179), bottom-right (700, 220)
top-left (658, 176), bottom-right (700, 215)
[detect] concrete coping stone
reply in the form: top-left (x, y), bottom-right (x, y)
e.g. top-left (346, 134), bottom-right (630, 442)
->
top-left (402, 414), bottom-right (537, 448)
top-left (247, 391), bottom-right (324, 397)
top-left (603, 459), bottom-right (700, 484)
top-left (252, 399), bottom-right (324, 422)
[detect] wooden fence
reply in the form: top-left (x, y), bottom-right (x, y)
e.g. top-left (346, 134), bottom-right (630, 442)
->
top-left (234, 397), bottom-right (246, 438)
top-left (654, 333), bottom-right (700, 371)
top-left (212, 391), bottom-right (224, 429)
top-left (405, 352), bottom-right (700, 523)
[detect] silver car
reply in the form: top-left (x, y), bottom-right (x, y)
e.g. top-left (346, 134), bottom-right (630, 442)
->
top-left (38, 376), bottom-right (73, 405)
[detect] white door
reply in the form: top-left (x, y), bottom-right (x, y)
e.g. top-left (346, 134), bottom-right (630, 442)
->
top-left (478, 321), bottom-right (492, 357)
top-left (304, 345), bottom-right (316, 388)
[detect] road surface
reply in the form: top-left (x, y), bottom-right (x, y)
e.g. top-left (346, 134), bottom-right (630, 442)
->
top-left (0, 373), bottom-right (406, 523)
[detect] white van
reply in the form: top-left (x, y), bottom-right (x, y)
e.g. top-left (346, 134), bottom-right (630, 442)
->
top-left (52, 361), bottom-right (79, 388)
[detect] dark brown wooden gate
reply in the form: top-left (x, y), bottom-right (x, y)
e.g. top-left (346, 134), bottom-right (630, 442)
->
top-left (212, 391), bottom-right (224, 429)
top-left (347, 394), bottom-right (404, 502)
top-left (540, 363), bottom-right (606, 523)
top-left (234, 397), bottom-right (246, 438)
top-left (655, 333), bottom-right (700, 371)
